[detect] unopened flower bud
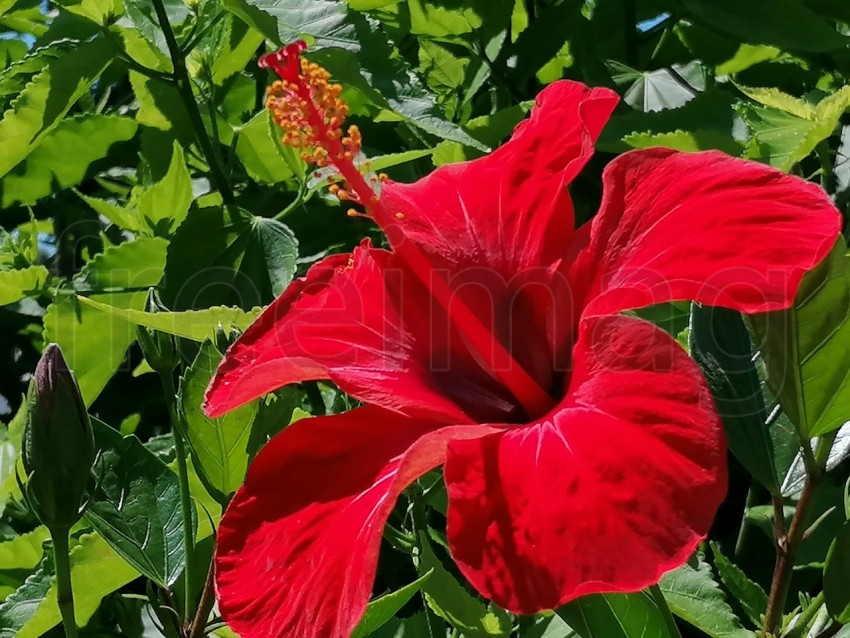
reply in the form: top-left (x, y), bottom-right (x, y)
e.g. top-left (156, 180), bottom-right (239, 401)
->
top-left (22, 344), bottom-right (95, 531)
top-left (136, 288), bottom-right (177, 373)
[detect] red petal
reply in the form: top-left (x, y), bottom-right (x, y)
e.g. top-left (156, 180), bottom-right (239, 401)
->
top-left (215, 407), bottom-right (496, 638)
top-left (204, 242), bottom-right (518, 423)
top-left (573, 148), bottom-right (841, 317)
top-left (379, 81), bottom-right (617, 391)
top-left (381, 81), bottom-right (618, 277)
top-left (444, 314), bottom-right (726, 613)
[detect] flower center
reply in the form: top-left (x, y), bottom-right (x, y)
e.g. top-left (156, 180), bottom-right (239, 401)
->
top-left (259, 43), bottom-right (556, 419)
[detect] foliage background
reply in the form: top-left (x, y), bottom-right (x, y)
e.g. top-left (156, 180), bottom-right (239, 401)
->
top-left (0, 0), bottom-right (850, 636)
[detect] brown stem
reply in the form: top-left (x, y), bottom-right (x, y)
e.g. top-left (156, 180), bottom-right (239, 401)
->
top-left (187, 561), bottom-right (216, 638)
top-left (762, 433), bottom-right (837, 635)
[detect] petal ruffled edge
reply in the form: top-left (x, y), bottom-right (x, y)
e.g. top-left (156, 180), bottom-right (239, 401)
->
top-left (215, 406), bottom-right (498, 638)
top-left (572, 148), bottom-right (841, 317)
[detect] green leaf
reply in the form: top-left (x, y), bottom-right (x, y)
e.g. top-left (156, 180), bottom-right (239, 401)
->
top-left (73, 237), bottom-right (169, 293)
top-left (209, 16), bottom-right (266, 85)
top-left (749, 238), bottom-right (850, 438)
top-left (740, 86), bottom-right (850, 171)
top-left (0, 265), bottom-right (48, 305)
top-left (689, 305), bottom-right (778, 493)
top-left (53, 0), bottom-right (117, 24)
top-left (352, 570), bottom-right (434, 638)
top-left (44, 239), bottom-right (167, 405)
top-left (236, 111), bottom-right (298, 184)
top-left (738, 86), bottom-right (815, 119)
top-left (557, 592), bottom-right (674, 638)
top-left (162, 207), bottom-right (298, 310)
top-left (369, 611), bottom-right (437, 638)
top-left (406, 0), bottom-right (513, 40)
top-left (179, 341), bottom-right (258, 502)
top-left (741, 107), bottom-right (830, 171)
top-left (523, 615), bottom-right (580, 638)
top-left (825, 521), bottom-right (850, 622)
top-left (84, 418), bottom-right (188, 588)
top-left (138, 142), bottom-right (193, 235)
top-left (0, 561), bottom-right (53, 637)
top-left (415, 533), bottom-right (511, 638)
top-left (0, 37), bottom-right (114, 179)
top-left (613, 61), bottom-right (705, 113)
top-left (74, 296), bottom-right (261, 341)
top-left (122, 0), bottom-right (189, 54)
top-left (368, 149), bottom-right (434, 172)
top-left (623, 129), bottom-right (743, 154)
top-left (432, 103), bottom-right (531, 166)
top-left (14, 533), bottom-right (139, 638)
top-left (1, 114), bottom-right (137, 207)
top-left (77, 192), bottom-right (143, 232)
top-left (223, 0), bottom-right (488, 150)
top-left (659, 555), bottom-right (753, 638)
top-left (682, 0), bottom-right (850, 53)
top-left (0, 527), bottom-right (49, 571)
top-left (0, 532), bottom-right (141, 637)
top-left (0, 402), bottom-right (25, 514)
top-left (710, 542), bottom-right (767, 627)
top-left (598, 90), bottom-right (741, 155)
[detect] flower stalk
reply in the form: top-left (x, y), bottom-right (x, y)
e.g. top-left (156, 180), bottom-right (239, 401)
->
top-left (53, 528), bottom-right (78, 638)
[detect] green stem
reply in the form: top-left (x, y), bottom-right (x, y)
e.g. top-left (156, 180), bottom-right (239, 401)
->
top-left (160, 371), bottom-right (195, 621)
top-left (649, 584), bottom-right (683, 638)
top-left (52, 527), bottom-right (78, 638)
top-left (762, 432), bottom-right (838, 635)
top-left (785, 592), bottom-right (825, 638)
top-left (150, 0), bottom-right (235, 206)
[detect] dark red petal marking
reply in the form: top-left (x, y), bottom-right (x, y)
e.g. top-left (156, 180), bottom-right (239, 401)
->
top-left (572, 148), bottom-right (841, 318)
top-left (215, 406), bottom-right (498, 638)
top-left (445, 314), bottom-right (726, 613)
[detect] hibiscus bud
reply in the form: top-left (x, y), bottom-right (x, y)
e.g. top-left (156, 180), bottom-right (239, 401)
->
top-left (136, 288), bottom-right (176, 373)
top-left (22, 344), bottom-right (95, 531)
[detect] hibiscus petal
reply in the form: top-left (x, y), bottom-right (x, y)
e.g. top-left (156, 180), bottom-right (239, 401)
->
top-left (377, 81), bottom-right (617, 393)
top-left (444, 314), bottom-right (726, 613)
top-left (215, 406), bottom-right (497, 638)
top-left (574, 148), bottom-right (841, 317)
top-left (380, 80), bottom-right (618, 276)
top-left (205, 241), bottom-right (517, 423)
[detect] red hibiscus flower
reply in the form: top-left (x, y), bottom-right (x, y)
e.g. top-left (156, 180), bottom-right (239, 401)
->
top-left (204, 42), bottom-right (841, 638)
